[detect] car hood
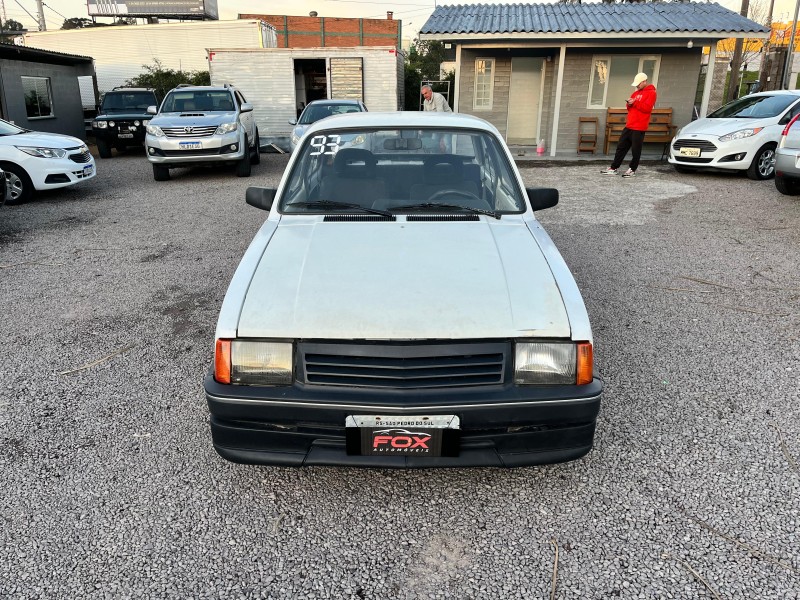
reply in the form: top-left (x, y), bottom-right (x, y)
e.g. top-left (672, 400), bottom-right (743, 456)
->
top-left (3, 131), bottom-right (85, 148)
top-left (150, 111), bottom-right (237, 127)
top-left (237, 220), bottom-right (571, 340)
top-left (678, 117), bottom-right (775, 137)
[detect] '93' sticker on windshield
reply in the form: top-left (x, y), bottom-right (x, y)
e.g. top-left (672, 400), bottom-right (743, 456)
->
top-left (309, 135), bottom-right (341, 155)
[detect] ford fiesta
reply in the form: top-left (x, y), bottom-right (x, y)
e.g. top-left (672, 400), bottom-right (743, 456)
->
top-left (205, 112), bottom-right (602, 468)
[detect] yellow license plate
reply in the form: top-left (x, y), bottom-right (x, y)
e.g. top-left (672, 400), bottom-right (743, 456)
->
top-left (679, 147), bottom-right (701, 157)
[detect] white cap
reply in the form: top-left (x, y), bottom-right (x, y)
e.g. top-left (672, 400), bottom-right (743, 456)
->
top-left (631, 73), bottom-right (648, 87)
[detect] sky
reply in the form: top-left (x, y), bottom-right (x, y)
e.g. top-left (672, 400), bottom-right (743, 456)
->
top-left (15, 0), bottom-right (800, 42)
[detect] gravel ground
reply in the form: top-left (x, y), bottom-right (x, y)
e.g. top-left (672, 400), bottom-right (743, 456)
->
top-left (1, 151), bottom-right (799, 599)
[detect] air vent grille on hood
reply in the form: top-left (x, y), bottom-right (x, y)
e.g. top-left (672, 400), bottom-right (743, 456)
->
top-left (406, 214), bottom-right (480, 221)
top-left (323, 215), bottom-right (396, 222)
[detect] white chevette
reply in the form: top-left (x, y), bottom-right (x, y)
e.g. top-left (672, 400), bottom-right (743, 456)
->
top-left (205, 112), bottom-right (602, 468)
top-left (0, 118), bottom-right (96, 204)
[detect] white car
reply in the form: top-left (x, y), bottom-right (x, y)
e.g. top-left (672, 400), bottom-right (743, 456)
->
top-left (0, 118), bottom-right (96, 204)
top-left (668, 90), bottom-right (800, 180)
top-left (289, 99), bottom-right (367, 152)
top-left (204, 112), bottom-right (602, 468)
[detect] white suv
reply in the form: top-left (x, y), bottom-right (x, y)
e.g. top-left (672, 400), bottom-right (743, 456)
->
top-left (145, 84), bottom-right (259, 180)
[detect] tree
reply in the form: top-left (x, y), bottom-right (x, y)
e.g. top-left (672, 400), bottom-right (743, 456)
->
top-left (62, 17), bottom-right (94, 29)
top-left (123, 59), bottom-right (210, 100)
top-left (404, 40), bottom-right (455, 111)
top-left (0, 19), bottom-right (24, 41)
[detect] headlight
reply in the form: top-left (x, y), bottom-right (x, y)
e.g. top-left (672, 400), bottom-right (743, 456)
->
top-left (146, 124), bottom-right (165, 137)
top-left (291, 132), bottom-right (300, 145)
top-left (93, 121), bottom-right (107, 129)
top-left (134, 120), bottom-right (141, 127)
top-left (216, 122), bottom-right (238, 134)
top-left (214, 340), bottom-right (293, 385)
top-left (16, 146), bottom-right (67, 159)
top-left (514, 341), bottom-right (593, 385)
top-left (108, 121), bottom-right (115, 128)
top-left (719, 127), bottom-right (763, 142)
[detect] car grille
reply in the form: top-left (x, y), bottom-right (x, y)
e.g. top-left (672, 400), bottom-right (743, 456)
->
top-left (162, 126), bottom-right (218, 138)
top-left (673, 139), bottom-right (718, 152)
top-left (69, 150), bottom-right (92, 164)
top-left (299, 341), bottom-right (508, 389)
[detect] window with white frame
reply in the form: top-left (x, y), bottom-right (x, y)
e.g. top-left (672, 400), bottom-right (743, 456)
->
top-left (22, 76), bottom-right (54, 118)
top-left (587, 56), bottom-right (660, 109)
top-left (474, 58), bottom-right (494, 110)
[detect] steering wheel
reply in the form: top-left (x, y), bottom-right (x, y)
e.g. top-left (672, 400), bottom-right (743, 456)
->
top-left (427, 188), bottom-right (482, 203)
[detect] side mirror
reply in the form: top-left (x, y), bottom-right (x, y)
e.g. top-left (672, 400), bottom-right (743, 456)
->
top-left (240, 102), bottom-right (254, 113)
top-left (146, 105), bottom-right (157, 115)
top-left (526, 187), bottom-right (559, 211)
top-left (245, 187), bottom-right (277, 211)
top-left (288, 118), bottom-right (297, 125)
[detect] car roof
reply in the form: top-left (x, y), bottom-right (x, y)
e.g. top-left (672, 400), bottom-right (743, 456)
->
top-left (168, 85), bottom-right (233, 93)
top-left (306, 99), bottom-right (363, 106)
top-left (305, 111), bottom-right (498, 134)
top-left (109, 87), bottom-right (155, 92)
top-left (746, 90), bottom-right (800, 97)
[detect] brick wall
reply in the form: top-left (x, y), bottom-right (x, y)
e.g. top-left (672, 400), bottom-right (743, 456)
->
top-left (240, 14), bottom-right (400, 49)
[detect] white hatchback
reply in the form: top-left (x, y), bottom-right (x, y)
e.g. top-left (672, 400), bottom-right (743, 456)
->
top-left (0, 118), bottom-right (96, 204)
top-left (668, 90), bottom-right (800, 180)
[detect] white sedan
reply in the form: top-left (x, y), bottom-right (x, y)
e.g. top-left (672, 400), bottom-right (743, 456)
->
top-left (0, 118), bottom-right (96, 204)
top-left (205, 112), bottom-right (602, 468)
top-left (669, 90), bottom-right (800, 180)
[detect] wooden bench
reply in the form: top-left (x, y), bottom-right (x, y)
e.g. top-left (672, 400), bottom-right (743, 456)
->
top-left (603, 107), bottom-right (676, 158)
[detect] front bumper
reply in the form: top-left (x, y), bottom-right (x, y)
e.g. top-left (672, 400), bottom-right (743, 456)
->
top-left (146, 131), bottom-right (245, 166)
top-left (205, 375), bottom-right (603, 468)
top-left (26, 156), bottom-right (96, 191)
top-left (93, 126), bottom-right (146, 145)
top-left (668, 134), bottom-right (754, 171)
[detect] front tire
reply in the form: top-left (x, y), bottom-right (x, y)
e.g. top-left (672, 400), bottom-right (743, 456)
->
top-left (775, 173), bottom-right (800, 195)
top-left (152, 164), bottom-right (170, 181)
top-left (96, 138), bottom-right (112, 159)
top-left (236, 136), bottom-right (252, 177)
top-left (746, 143), bottom-right (777, 180)
top-left (2, 163), bottom-right (33, 204)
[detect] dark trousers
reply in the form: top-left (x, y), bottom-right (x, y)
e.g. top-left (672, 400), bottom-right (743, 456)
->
top-left (611, 128), bottom-right (646, 172)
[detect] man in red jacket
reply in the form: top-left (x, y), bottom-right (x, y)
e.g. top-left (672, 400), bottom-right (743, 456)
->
top-left (601, 72), bottom-right (657, 178)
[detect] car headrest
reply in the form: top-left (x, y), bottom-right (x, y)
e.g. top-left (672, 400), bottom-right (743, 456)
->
top-left (333, 149), bottom-right (377, 177)
top-left (424, 155), bottom-right (463, 184)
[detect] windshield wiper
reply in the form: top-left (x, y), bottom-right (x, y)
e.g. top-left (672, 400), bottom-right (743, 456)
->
top-left (288, 200), bottom-right (394, 217)
top-left (390, 202), bottom-right (501, 220)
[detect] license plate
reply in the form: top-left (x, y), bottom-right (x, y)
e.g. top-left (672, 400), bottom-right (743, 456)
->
top-left (345, 415), bottom-right (460, 457)
top-left (679, 147), bottom-right (701, 157)
top-left (179, 141), bottom-right (202, 150)
top-left (83, 165), bottom-right (94, 176)
top-left (118, 133), bottom-right (134, 139)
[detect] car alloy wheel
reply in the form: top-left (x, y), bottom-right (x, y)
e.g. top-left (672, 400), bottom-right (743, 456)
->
top-left (747, 144), bottom-right (777, 180)
top-left (3, 164), bottom-right (33, 204)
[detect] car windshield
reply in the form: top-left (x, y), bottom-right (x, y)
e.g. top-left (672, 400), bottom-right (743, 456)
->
top-left (101, 91), bottom-right (157, 112)
top-left (0, 119), bottom-right (24, 136)
top-left (279, 127), bottom-right (526, 214)
top-left (708, 94), bottom-right (799, 119)
top-left (298, 103), bottom-right (362, 125)
top-left (161, 90), bottom-right (235, 112)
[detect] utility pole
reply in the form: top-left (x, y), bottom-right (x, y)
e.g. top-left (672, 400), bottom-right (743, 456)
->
top-left (35, 0), bottom-right (46, 31)
top-left (726, 0), bottom-right (750, 102)
top-left (759, 0), bottom-right (776, 91)
top-left (783, 0), bottom-right (800, 88)
top-left (0, 1), bottom-right (7, 23)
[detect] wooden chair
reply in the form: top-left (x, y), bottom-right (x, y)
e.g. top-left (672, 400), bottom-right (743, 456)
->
top-left (578, 117), bottom-right (598, 154)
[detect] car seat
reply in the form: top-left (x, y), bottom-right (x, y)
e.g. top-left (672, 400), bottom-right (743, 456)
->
top-left (409, 155), bottom-right (484, 206)
top-left (319, 149), bottom-right (386, 206)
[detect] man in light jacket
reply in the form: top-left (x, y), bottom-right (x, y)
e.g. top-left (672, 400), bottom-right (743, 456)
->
top-left (600, 73), bottom-right (657, 178)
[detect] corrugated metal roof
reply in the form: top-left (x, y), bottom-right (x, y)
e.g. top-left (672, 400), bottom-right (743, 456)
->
top-left (0, 42), bottom-right (93, 64)
top-left (420, 2), bottom-right (768, 35)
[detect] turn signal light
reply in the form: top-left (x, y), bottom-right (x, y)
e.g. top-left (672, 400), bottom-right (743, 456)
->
top-left (215, 339), bottom-right (231, 384)
top-left (576, 342), bottom-right (593, 385)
